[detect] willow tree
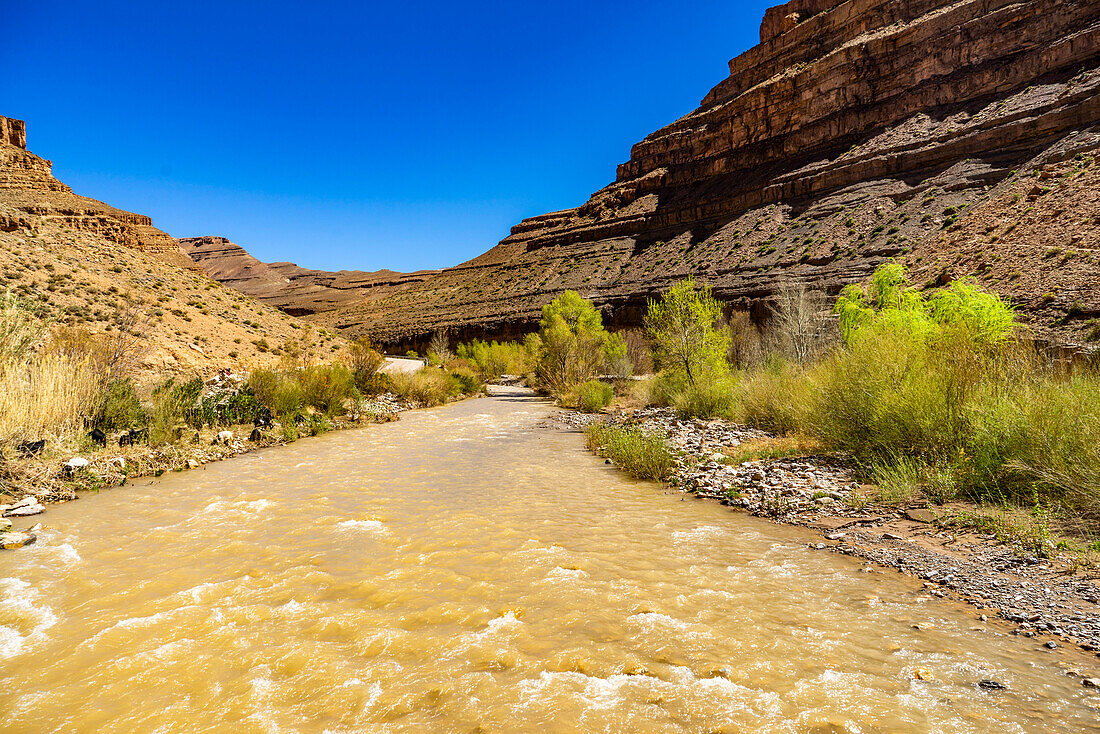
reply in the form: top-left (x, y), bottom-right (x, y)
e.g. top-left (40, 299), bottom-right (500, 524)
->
top-left (645, 278), bottom-right (729, 385)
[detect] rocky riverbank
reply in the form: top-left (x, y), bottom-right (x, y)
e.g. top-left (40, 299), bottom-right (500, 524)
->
top-left (560, 407), bottom-right (1100, 672)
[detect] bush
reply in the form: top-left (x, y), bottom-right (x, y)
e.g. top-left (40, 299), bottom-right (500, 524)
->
top-left (455, 339), bottom-right (532, 380)
top-left (585, 423), bottom-right (674, 481)
top-left (448, 367), bottom-right (483, 395)
top-left (91, 379), bottom-right (145, 431)
top-left (346, 336), bottom-right (386, 394)
top-left (674, 376), bottom-right (737, 420)
top-left (387, 368), bottom-right (459, 407)
top-left (576, 380), bottom-right (613, 413)
top-left (299, 364), bottom-right (357, 416)
top-left (735, 360), bottom-right (813, 434)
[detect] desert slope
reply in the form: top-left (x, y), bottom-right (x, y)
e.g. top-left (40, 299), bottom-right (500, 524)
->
top-left (0, 117), bottom-right (336, 373)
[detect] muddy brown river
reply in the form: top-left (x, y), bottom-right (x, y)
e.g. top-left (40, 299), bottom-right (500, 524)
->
top-left (2, 389), bottom-right (1098, 732)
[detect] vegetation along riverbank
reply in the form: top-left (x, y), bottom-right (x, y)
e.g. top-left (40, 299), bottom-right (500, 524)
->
top-left (0, 293), bottom-right (484, 548)
top-left (438, 264), bottom-right (1100, 671)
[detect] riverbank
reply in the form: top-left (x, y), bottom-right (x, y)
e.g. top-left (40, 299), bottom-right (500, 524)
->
top-left (566, 406), bottom-right (1100, 666)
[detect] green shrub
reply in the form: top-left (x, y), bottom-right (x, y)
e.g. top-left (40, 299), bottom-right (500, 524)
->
top-left (646, 370), bottom-right (688, 408)
top-left (645, 277), bottom-right (730, 385)
top-left (576, 380), bottom-right (613, 413)
top-left (585, 423), bottom-right (674, 481)
top-left (448, 367), bottom-right (483, 395)
top-left (735, 362), bottom-right (813, 433)
top-left (673, 376), bottom-right (736, 419)
top-left (387, 369), bottom-right (455, 407)
top-left (91, 379), bottom-right (145, 431)
top-left (299, 364), bottom-right (357, 416)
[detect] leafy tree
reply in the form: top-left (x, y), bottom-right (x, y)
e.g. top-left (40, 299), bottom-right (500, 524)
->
top-left (534, 291), bottom-right (620, 395)
top-left (835, 262), bottom-right (1014, 351)
top-left (645, 278), bottom-right (730, 385)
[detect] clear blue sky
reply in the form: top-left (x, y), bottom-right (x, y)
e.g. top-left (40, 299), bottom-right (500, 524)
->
top-left (5, 1), bottom-right (771, 272)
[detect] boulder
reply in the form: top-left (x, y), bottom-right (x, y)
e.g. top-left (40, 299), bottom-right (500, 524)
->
top-left (0, 531), bottom-right (36, 550)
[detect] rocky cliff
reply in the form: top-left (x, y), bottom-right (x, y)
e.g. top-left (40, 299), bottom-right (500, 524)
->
top-left (305, 0), bottom-right (1100, 350)
top-left (0, 117), bottom-right (196, 269)
top-left (0, 118), bottom-right (324, 372)
top-left (180, 236), bottom-right (439, 317)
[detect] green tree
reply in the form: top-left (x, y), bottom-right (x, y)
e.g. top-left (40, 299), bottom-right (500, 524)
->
top-left (645, 278), bottom-right (730, 385)
top-left (534, 291), bottom-right (619, 395)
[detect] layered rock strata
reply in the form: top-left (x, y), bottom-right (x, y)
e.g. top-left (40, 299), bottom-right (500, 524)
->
top-left (316, 0), bottom-right (1100, 350)
top-left (0, 116), bottom-right (193, 269)
top-left (180, 236), bottom-right (439, 317)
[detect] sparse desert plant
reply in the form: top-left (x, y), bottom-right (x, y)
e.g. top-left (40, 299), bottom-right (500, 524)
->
top-left (346, 336), bottom-right (386, 394)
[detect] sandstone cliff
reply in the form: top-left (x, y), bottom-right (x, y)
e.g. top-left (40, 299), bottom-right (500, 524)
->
top-left (0, 118), bottom-right (329, 372)
top-left (308, 0), bottom-right (1100, 350)
top-left (180, 235), bottom-right (439, 319)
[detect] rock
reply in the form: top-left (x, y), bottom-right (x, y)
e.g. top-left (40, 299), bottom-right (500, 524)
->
top-left (825, 532), bottom-right (846, 540)
top-left (1083, 678), bottom-right (1100, 688)
top-left (882, 533), bottom-right (904, 541)
top-left (186, 459), bottom-right (199, 469)
top-left (978, 679), bottom-right (1007, 690)
top-left (215, 430), bottom-right (234, 445)
top-left (904, 509), bottom-right (937, 523)
top-left (0, 531), bottom-right (36, 550)
top-left (815, 496), bottom-right (834, 505)
top-left (4, 502), bottom-right (44, 517)
top-left (1045, 641), bottom-right (1059, 649)
top-left (913, 668), bottom-right (934, 682)
top-left (0, 518), bottom-right (11, 532)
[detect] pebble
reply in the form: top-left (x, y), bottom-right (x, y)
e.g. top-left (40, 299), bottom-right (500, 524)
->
top-left (1045, 641), bottom-right (1058, 649)
top-left (1084, 678), bottom-right (1100, 688)
top-left (978, 679), bottom-right (1007, 690)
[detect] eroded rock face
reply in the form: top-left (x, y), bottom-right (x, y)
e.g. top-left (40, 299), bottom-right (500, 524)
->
top-left (0, 116), bottom-right (193, 269)
top-left (199, 1), bottom-right (1100, 350)
top-left (180, 236), bottom-right (440, 317)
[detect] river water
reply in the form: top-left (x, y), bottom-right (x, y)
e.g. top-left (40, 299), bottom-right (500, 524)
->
top-left (2, 389), bottom-right (1098, 732)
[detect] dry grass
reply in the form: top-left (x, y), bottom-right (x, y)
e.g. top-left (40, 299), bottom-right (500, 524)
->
top-left (721, 434), bottom-right (824, 465)
top-left (0, 353), bottom-right (101, 448)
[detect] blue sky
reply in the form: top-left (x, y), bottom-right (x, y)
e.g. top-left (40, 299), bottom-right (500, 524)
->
top-left (5, 1), bottom-right (771, 272)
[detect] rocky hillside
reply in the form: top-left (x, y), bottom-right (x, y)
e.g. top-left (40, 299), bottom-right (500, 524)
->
top-left (296, 0), bottom-right (1100, 350)
top-left (0, 117), bottom-right (336, 374)
top-left (180, 236), bottom-right (438, 317)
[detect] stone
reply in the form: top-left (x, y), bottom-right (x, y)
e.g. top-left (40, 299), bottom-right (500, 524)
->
top-left (0, 518), bottom-right (11, 532)
top-left (186, 459), bottom-right (199, 469)
top-left (0, 531), bottom-right (36, 550)
top-left (904, 509), bottom-right (937, 523)
top-left (978, 680), bottom-right (1007, 690)
top-left (1045, 641), bottom-right (1059, 649)
top-left (4, 502), bottom-right (44, 517)
top-left (1083, 678), bottom-right (1100, 688)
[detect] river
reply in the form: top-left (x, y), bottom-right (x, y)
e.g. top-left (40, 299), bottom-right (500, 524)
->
top-left (1, 388), bottom-right (1097, 732)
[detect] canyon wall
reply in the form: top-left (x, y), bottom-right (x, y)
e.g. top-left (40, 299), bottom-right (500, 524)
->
top-left (180, 236), bottom-right (439, 318)
top-left (0, 116), bottom-right (193, 268)
top-left (315, 0), bottom-right (1100, 350)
